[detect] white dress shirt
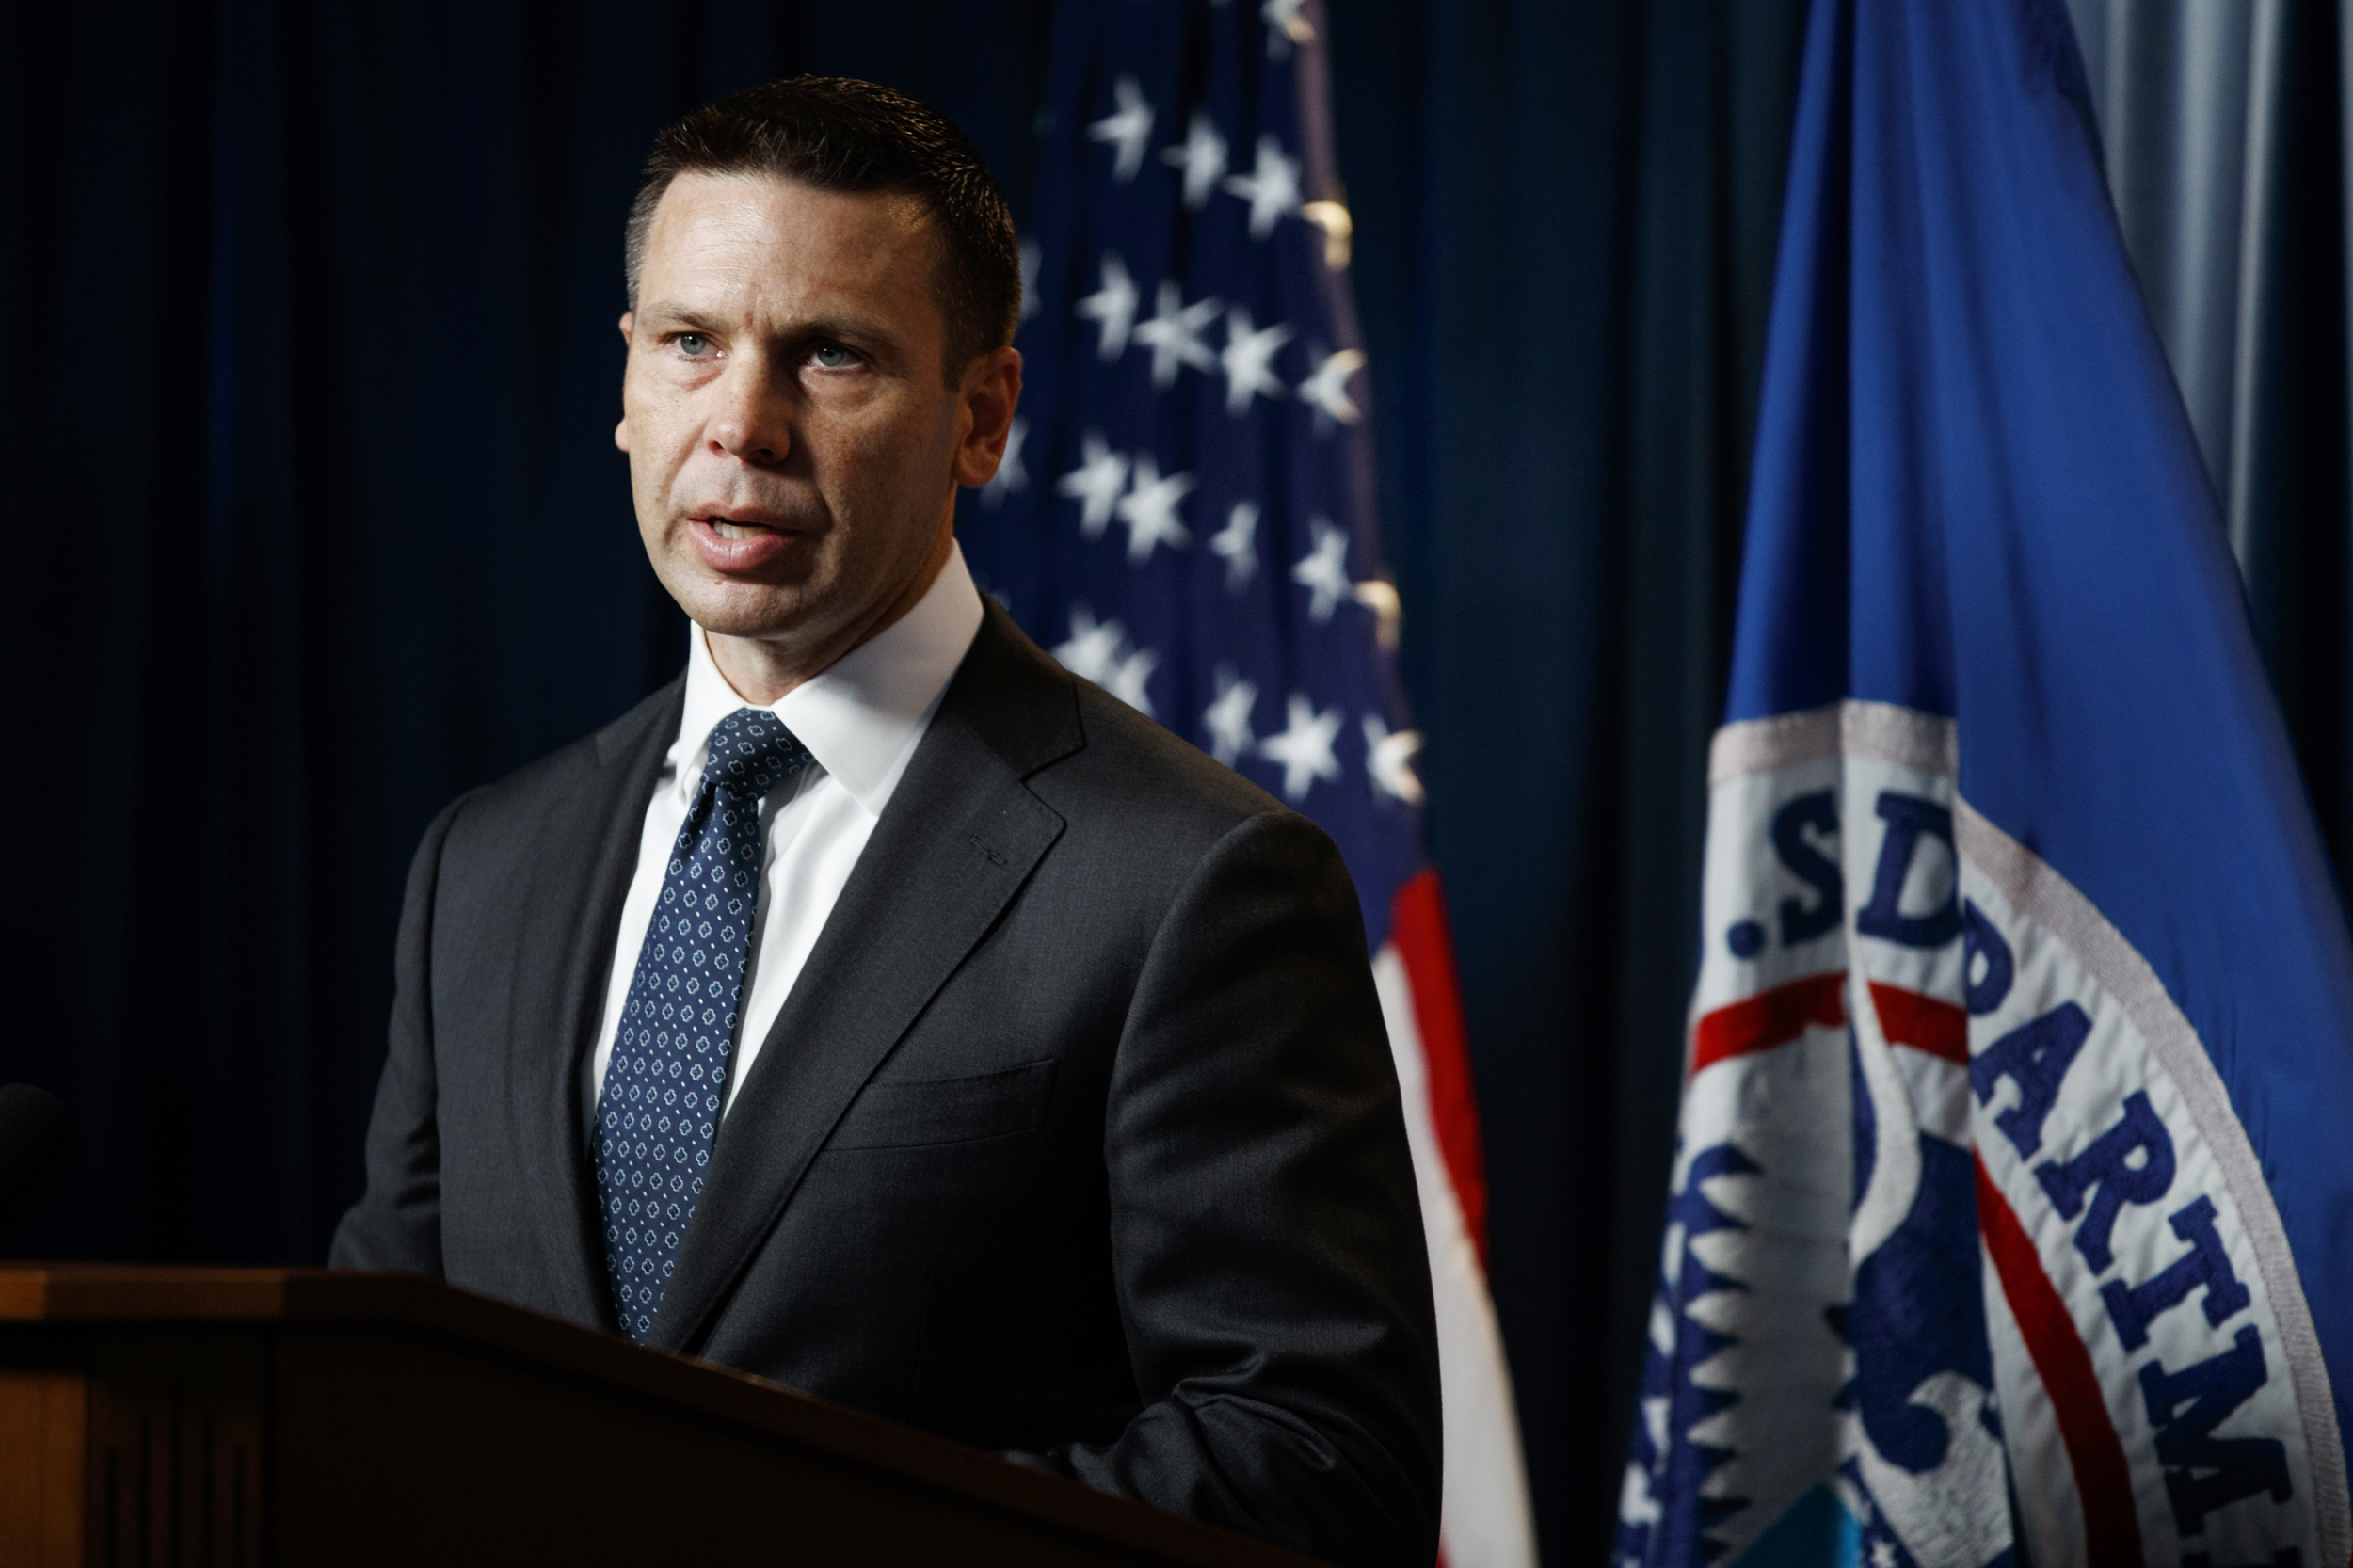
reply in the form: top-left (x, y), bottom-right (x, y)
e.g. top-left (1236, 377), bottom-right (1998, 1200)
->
top-left (583, 542), bottom-right (985, 1133)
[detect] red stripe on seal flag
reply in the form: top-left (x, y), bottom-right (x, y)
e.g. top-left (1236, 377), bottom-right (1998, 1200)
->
top-left (1390, 870), bottom-right (1490, 1267)
top-left (1869, 982), bottom-right (1967, 1064)
top-left (1690, 971), bottom-right (1849, 1074)
top-left (1974, 1153), bottom-right (2142, 1566)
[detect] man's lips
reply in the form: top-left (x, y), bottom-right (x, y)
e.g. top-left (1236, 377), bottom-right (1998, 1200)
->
top-left (685, 511), bottom-right (808, 572)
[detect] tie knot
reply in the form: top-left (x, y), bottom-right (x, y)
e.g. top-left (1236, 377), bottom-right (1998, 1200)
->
top-left (701, 708), bottom-right (808, 800)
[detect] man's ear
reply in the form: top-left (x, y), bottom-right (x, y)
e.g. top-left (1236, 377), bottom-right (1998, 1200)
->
top-left (952, 347), bottom-right (1024, 488)
top-left (615, 312), bottom-right (635, 453)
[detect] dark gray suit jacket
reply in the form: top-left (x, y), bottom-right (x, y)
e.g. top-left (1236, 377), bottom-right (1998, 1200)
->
top-left (331, 603), bottom-right (1442, 1566)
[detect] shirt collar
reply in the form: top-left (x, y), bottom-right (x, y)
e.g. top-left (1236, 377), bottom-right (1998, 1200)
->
top-left (668, 540), bottom-right (985, 816)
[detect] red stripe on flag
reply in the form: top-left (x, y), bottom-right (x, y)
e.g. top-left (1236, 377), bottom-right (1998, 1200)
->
top-left (1389, 870), bottom-right (1491, 1269)
top-left (1974, 1154), bottom-right (2142, 1566)
top-left (1690, 972), bottom-right (1848, 1074)
top-left (1869, 982), bottom-right (1968, 1064)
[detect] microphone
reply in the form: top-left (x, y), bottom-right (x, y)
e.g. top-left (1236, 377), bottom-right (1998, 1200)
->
top-left (0, 1085), bottom-right (75, 1243)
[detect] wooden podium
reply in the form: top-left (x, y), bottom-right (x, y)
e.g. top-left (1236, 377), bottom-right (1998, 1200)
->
top-left (0, 1266), bottom-right (1330, 1567)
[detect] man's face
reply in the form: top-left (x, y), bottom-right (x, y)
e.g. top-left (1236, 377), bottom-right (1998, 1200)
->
top-left (616, 173), bottom-right (1011, 669)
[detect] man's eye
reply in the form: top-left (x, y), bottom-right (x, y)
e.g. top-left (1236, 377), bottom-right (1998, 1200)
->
top-left (810, 344), bottom-right (856, 369)
top-left (675, 333), bottom-right (711, 357)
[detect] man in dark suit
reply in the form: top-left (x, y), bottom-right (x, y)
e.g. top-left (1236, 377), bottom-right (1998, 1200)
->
top-left (331, 77), bottom-right (1440, 1567)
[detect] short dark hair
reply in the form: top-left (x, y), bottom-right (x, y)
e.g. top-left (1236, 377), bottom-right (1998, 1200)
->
top-left (625, 77), bottom-right (1021, 384)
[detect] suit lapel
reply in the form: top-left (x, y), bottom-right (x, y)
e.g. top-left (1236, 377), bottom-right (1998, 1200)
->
top-left (650, 608), bottom-right (1082, 1352)
top-left (506, 678), bottom-right (683, 1332)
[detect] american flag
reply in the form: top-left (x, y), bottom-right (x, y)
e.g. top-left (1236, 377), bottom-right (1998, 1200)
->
top-left (955, 3), bottom-right (1537, 1562)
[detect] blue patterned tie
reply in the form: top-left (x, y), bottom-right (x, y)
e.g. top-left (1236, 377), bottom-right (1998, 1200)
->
top-left (595, 707), bottom-right (810, 1340)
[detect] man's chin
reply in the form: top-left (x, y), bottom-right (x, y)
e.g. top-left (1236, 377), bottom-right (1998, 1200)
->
top-left (687, 597), bottom-right (824, 645)
top-left (661, 568), bottom-right (824, 641)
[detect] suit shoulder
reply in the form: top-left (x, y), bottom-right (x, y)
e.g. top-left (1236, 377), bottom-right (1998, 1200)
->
top-left (956, 603), bottom-right (1284, 837)
top-left (1072, 680), bottom-right (1281, 813)
top-left (1024, 680), bottom-right (1308, 883)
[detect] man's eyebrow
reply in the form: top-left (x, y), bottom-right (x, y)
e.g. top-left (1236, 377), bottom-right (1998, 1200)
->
top-left (632, 302), bottom-right (728, 334)
top-left (768, 314), bottom-right (912, 372)
top-left (632, 303), bottom-right (903, 355)
top-left (786, 314), bottom-right (898, 347)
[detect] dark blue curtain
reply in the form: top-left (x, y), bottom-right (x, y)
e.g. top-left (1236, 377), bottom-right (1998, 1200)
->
top-left (0, 2), bottom-right (1872, 1560)
top-left (1332, 4), bottom-right (1807, 1556)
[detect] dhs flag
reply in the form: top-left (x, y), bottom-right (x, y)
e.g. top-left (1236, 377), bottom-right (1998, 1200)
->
top-left (1616, 0), bottom-right (2353, 1564)
top-left (957, 2), bottom-right (1536, 1562)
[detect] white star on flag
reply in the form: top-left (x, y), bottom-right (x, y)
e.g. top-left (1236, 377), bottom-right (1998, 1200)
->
top-left (1133, 280), bottom-right (1222, 387)
top-left (1106, 644), bottom-right (1160, 713)
top-left (1115, 455), bottom-right (1195, 563)
top-left (1076, 253), bottom-right (1140, 361)
top-left (1161, 110), bottom-right (1228, 210)
top-left (1052, 606), bottom-right (1159, 717)
top-left (1224, 134), bottom-right (1302, 238)
top-left (980, 416), bottom-right (1028, 509)
top-left (1210, 501), bottom-right (1259, 593)
top-left (1298, 346), bottom-right (1368, 432)
top-left (1203, 664), bottom-right (1257, 764)
top-left (1361, 713), bottom-right (1425, 805)
top-left (1057, 432), bottom-right (1129, 538)
top-left (1053, 604), bottom-right (1124, 682)
top-left (1220, 307), bottom-right (1294, 416)
top-left (1087, 75), bottom-right (1155, 183)
top-left (1258, 694), bottom-right (1343, 801)
top-left (1292, 516), bottom-right (1353, 621)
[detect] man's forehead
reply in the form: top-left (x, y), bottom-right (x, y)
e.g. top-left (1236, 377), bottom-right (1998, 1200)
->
top-left (644, 172), bottom-right (933, 281)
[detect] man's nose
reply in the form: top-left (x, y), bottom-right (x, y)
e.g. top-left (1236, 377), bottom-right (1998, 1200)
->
top-left (708, 359), bottom-right (793, 466)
